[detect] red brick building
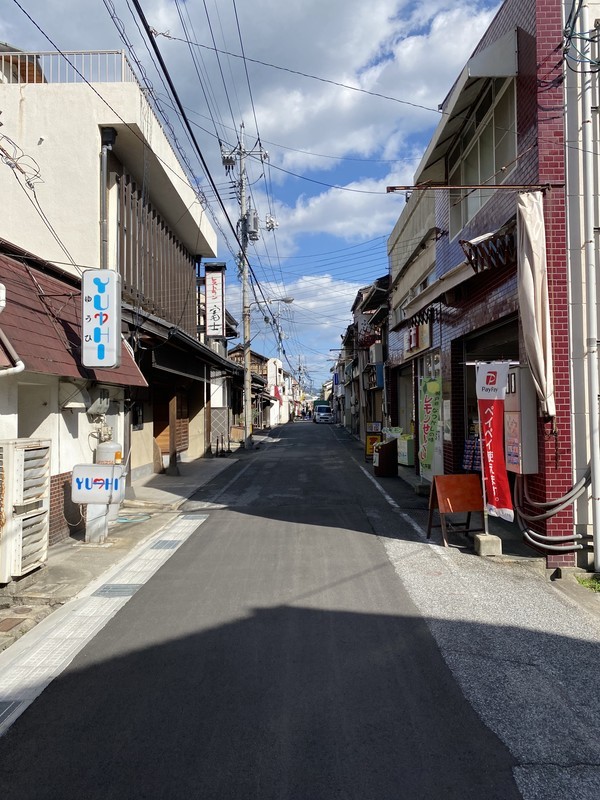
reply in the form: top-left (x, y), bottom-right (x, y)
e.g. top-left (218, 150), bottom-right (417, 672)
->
top-left (388, 0), bottom-right (595, 570)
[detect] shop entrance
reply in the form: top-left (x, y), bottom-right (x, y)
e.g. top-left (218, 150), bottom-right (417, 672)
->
top-left (396, 366), bottom-right (413, 434)
top-left (463, 319), bottom-right (519, 439)
top-left (461, 319), bottom-right (519, 530)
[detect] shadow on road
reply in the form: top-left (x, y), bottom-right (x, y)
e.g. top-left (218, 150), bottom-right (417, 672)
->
top-left (0, 602), bottom-right (530, 800)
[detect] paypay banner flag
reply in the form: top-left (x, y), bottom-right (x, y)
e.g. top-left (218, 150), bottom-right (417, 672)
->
top-left (476, 362), bottom-right (514, 522)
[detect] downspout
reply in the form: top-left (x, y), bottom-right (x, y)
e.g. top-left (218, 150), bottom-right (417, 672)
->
top-left (0, 327), bottom-right (25, 376)
top-left (100, 142), bottom-right (109, 271)
top-left (99, 127), bottom-right (117, 271)
top-left (0, 286), bottom-right (25, 377)
top-left (580, 6), bottom-right (600, 571)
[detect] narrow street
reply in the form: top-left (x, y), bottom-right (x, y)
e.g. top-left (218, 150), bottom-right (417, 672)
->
top-left (0, 422), bottom-right (523, 799)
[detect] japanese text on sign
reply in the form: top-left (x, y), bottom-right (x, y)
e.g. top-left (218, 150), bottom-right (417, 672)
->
top-left (418, 379), bottom-right (441, 468)
top-left (205, 264), bottom-right (226, 338)
top-left (81, 270), bottom-right (122, 368)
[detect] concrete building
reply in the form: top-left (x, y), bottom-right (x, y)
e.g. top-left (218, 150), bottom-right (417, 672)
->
top-left (0, 47), bottom-right (240, 571)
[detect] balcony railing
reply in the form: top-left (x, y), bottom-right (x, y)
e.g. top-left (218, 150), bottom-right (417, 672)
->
top-left (0, 50), bottom-right (138, 86)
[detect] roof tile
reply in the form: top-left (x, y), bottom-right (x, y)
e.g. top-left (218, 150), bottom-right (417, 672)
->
top-left (0, 254), bottom-right (147, 387)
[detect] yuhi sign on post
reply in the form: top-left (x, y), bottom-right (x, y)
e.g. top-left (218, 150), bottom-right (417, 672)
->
top-left (71, 464), bottom-right (125, 505)
top-left (476, 362), bottom-right (514, 521)
top-left (82, 270), bottom-right (122, 368)
top-left (205, 263), bottom-right (226, 338)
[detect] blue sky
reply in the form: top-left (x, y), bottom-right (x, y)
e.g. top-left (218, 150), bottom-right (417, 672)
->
top-left (3, 0), bottom-right (500, 390)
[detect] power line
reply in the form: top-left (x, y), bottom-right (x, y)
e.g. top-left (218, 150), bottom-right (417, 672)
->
top-left (196, 0), bottom-right (238, 136)
top-left (152, 30), bottom-right (446, 118)
top-left (129, 0), bottom-right (245, 256)
top-left (171, 0), bottom-right (225, 144)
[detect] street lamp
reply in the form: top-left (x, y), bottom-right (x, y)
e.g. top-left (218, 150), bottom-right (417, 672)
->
top-left (243, 296), bottom-right (293, 449)
top-left (250, 296), bottom-right (294, 309)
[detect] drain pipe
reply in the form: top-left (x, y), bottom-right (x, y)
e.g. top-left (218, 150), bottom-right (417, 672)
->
top-left (0, 327), bottom-right (25, 376)
top-left (522, 529), bottom-right (583, 552)
top-left (99, 127), bottom-right (117, 271)
top-left (0, 285), bottom-right (25, 377)
top-left (514, 475), bottom-right (591, 553)
top-left (580, 6), bottom-right (600, 571)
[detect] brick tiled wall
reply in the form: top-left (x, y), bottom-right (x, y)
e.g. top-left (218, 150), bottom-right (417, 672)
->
top-left (49, 472), bottom-right (85, 547)
top-left (432, 0), bottom-right (574, 567)
top-left (533, 0), bottom-right (574, 568)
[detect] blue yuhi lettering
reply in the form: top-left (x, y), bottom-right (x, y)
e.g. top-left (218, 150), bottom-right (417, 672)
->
top-left (75, 477), bottom-right (120, 491)
top-left (91, 276), bottom-right (111, 361)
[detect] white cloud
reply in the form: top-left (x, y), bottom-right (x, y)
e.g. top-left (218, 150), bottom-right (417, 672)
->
top-left (3, 0), bottom-right (499, 385)
top-left (226, 272), bottom-right (368, 389)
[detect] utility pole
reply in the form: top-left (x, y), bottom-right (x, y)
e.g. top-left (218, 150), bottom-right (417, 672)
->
top-left (275, 302), bottom-right (285, 361)
top-left (221, 124), bottom-right (271, 450)
top-left (239, 125), bottom-right (252, 451)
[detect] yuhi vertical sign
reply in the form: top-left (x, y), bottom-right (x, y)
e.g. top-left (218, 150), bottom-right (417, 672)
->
top-left (476, 361), bottom-right (513, 521)
top-left (205, 263), bottom-right (226, 338)
top-left (82, 270), bottom-right (122, 368)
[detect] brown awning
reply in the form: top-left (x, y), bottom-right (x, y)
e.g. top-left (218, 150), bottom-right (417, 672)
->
top-left (0, 252), bottom-right (147, 387)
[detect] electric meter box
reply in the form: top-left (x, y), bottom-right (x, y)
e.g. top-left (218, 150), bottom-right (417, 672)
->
top-left (504, 366), bottom-right (538, 474)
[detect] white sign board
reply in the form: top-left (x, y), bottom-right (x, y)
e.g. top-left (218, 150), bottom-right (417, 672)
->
top-left (82, 270), bottom-right (122, 368)
top-left (205, 264), bottom-right (226, 338)
top-left (71, 464), bottom-right (125, 505)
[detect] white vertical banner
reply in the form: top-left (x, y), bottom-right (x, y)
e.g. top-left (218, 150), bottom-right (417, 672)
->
top-left (82, 270), bottom-right (122, 368)
top-left (205, 264), bottom-right (226, 338)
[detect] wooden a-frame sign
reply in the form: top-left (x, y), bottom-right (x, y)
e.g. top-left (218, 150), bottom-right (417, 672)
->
top-left (427, 474), bottom-right (484, 547)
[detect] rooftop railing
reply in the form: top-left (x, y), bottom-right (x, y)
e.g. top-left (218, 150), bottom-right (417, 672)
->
top-left (0, 50), bottom-right (138, 85)
top-left (0, 48), bottom-right (208, 221)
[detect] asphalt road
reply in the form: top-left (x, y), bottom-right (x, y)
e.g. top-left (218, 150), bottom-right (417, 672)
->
top-left (0, 422), bottom-right (522, 799)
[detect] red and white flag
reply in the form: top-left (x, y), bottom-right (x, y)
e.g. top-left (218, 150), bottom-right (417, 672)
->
top-left (476, 362), bottom-right (514, 522)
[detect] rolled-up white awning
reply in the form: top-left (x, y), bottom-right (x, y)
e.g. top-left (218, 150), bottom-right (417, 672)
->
top-left (517, 191), bottom-right (555, 418)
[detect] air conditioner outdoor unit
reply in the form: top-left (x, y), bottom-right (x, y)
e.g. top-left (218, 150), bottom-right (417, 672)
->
top-left (0, 438), bottom-right (51, 584)
top-left (369, 343), bottom-right (383, 364)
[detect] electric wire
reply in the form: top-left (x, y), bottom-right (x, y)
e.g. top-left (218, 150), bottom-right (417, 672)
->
top-left (9, 0), bottom-right (248, 363)
top-left (12, 0), bottom-right (226, 240)
top-left (231, 0), bottom-right (260, 142)
top-left (151, 29), bottom-right (462, 118)
top-left (9, 165), bottom-right (81, 273)
top-left (15, 2), bottom-right (595, 388)
top-left (154, 90), bottom-right (426, 166)
top-left (198, 0), bottom-right (238, 137)
top-left (173, 0), bottom-right (226, 144)
top-left (128, 0), bottom-right (249, 264)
